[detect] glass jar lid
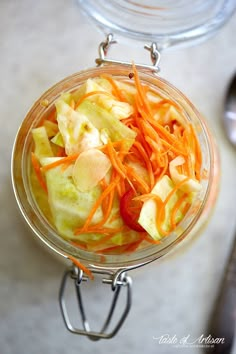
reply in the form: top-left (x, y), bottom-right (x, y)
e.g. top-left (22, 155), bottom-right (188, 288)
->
top-left (78, 0), bottom-right (236, 49)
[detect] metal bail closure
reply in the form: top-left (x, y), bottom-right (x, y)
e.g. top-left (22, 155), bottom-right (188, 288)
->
top-left (95, 33), bottom-right (161, 74)
top-left (59, 265), bottom-right (132, 340)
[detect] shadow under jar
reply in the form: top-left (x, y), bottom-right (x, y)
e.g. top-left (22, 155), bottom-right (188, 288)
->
top-left (11, 64), bottom-right (220, 340)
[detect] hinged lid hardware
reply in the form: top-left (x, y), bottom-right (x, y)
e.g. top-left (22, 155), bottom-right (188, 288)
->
top-left (59, 265), bottom-right (132, 340)
top-left (95, 33), bottom-right (161, 74)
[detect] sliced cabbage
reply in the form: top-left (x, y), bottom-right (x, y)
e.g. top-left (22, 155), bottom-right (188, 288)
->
top-left (32, 126), bottom-right (53, 161)
top-left (74, 78), bottom-right (134, 120)
top-left (138, 175), bottom-right (184, 240)
top-left (43, 120), bottom-right (58, 138)
top-left (77, 100), bottom-right (136, 150)
top-left (40, 157), bottom-right (104, 239)
top-left (169, 156), bottom-right (201, 193)
top-left (96, 95), bottom-right (133, 120)
top-left (71, 78), bottom-right (106, 103)
top-left (55, 99), bottom-right (102, 155)
top-left (72, 149), bottom-right (111, 192)
top-left (51, 132), bottom-right (64, 147)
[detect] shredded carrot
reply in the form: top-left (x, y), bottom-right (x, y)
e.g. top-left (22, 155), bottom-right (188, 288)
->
top-left (31, 63), bottom-right (203, 255)
top-left (74, 90), bottom-right (113, 109)
top-left (74, 226), bottom-right (123, 236)
top-left (41, 153), bottom-right (79, 172)
top-left (189, 123), bottom-right (202, 181)
top-left (132, 62), bottom-right (152, 115)
top-left (78, 175), bottom-right (120, 232)
top-left (31, 153), bottom-right (48, 193)
top-left (156, 177), bottom-right (190, 236)
top-left (100, 74), bottom-right (126, 102)
top-left (170, 193), bottom-right (189, 229)
top-left (144, 234), bottom-right (161, 245)
top-left (68, 255), bottom-right (94, 280)
top-left (132, 141), bottom-right (155, 188)
top-left (106, 140), bottom-right (127, 179)
top-left (70, 240), bottom-right (87, 250)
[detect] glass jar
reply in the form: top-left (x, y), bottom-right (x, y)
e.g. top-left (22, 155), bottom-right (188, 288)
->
top-left (78, 0), bottom-right (236, 49)
top-left (11, 59), bottom-right (219, 338)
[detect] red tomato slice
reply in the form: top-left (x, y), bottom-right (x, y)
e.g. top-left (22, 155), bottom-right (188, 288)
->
top-left (120, 189), bottom-right (145, 232)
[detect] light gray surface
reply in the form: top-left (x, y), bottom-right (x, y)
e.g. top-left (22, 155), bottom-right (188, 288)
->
top-left (1, 1), bottom-right (236, 354)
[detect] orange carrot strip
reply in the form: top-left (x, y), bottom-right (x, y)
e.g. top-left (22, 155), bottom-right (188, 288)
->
top-left (170, 193), bottom-right (189, 229)
top-left (156, 177), bottom-right (190, 236)
top-left (74, 226), bottom-right (123, 236)
top-left (132, 63), bottom-right (152, 115)
top-left (84, 227), bottom-right (125, 248)
top-left (100, 74), bottom-right (126, 101)
top-left (133, 141), bottom-right (155, 188)
top-left (189, 124), bottom-right (202, 181)
top-left (77, 175), bottom-right (120, 232)
top-left (144, 234), bottom-right (161, 244)
top-left (70, 241), bottom-right (88, 250)
top-left (106, 140), bottom-right (127, 179)
top-left (68, 255), bottom-right (94, 280)
top-left (137, 104), bottom-right (186, 154)
top-left (31, 153), bottom-right (48, 193)
top-left (74, 90), bottom-right (113, 109)
top-left (155, 153), bottom-right (169, 181)
top-left (41, 153), bottom-right (79, 172)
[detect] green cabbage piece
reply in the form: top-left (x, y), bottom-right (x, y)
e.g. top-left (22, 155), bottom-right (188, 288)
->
top-left (138, 175), bottom-right (184, 240)
top-left (41, 157), bottom-right (103, 239)
top-left (55, 100), bottom-right (102, 155)
top-left (77, 100), bottom-right (136, 150)
top-left (32, 126), bottom-right (53, 162)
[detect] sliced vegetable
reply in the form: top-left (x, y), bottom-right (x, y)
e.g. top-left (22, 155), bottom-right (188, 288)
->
top-left (77, 100), bottom-right (136, 151)
top-left (169, 156), bottom-right (201, 193)
top-left (43, 120), bottom-right (59, 138)
top-left (40, 157), bottom-right (104, 239)
top-left (72, 149), bottom-right (111, 192)
top-left (56, 99), bottom-right (103, 155)
top-left (138, 175), bottom-right (184, 240)
top-left (30, 68), bottom-right (204, 254)
top-left (32, 126), bottom-right (53, 161)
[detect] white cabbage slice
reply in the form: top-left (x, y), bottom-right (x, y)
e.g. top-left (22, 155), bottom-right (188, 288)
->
top-left (77, 100), bottom-right (136, 151)
top-left (32, 126), bottom-right (53, 162)
top-left (169, 156), bottom-right (201, 193)
top-left (56, 99), bottom-right (103, 155)
top-left (40, 157), bottom-right (104, 239)
top-left (43, 120), bottom-right (58, 138)
top-left (138, 175), bottom-right (184, 240)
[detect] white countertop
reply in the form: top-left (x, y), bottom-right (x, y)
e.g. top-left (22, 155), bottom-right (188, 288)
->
top-left (1, 1), bottom-right (236, 353)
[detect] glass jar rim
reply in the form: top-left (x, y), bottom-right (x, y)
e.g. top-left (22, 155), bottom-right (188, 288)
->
top-left (11, 64), bottom-right (215, 271)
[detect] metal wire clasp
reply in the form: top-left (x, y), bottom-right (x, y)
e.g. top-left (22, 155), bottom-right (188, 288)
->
top-left (59, 265), bottom-right (132, 340)
top-left (95, 33), bottom-right (161, 74)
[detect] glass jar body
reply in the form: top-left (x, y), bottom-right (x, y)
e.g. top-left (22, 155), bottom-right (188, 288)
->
top-left (11, 65), bottom-right (220, 272)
